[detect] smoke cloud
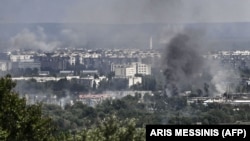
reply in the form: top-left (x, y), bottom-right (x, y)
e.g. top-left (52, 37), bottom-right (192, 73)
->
top-left (9, 26), bottom-right (61, 51)
top-left (65, 0), bottom-right (250, 24)
top-left (0, 1), bottom-right (249, 51)
top-left (162, 30), bottom-right (239, 97)
top-left (0, 0), bottom-right (250, 24)
top-left (163, 33), bottom-right (205, 96)
top-left (60, 28), bottom-right (88, 48)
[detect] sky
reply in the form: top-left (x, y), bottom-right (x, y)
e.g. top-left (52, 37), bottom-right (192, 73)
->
top-left (1, 0), bottom-right (250, 24)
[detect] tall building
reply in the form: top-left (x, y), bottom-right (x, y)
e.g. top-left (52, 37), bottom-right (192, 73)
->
top-left (113, 62), bottom-right (151, 77)
top-left (114, 66), bottom-right (136, 78)
top-left (150, 36), bottom-right (153, 50)
top-left (133, 62), bottom-right (151, 75)
top-left (0, 61), bottom-right (11, 71)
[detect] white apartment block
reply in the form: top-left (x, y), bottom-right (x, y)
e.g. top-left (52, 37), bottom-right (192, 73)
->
top-left (0, 62), bottom-right (8, 71)
top-left (69, 56), bottom-right (76, 65)
top-left (0, 61), bottom-right (11, 71)
top-left (10, 55), bottom-right (34, 62)
top-left (133, 62), bottom-right (151, 75)
top-left (111, 64), bottom-right (131, 72)
top-left (126, 67), bottom-right (136, 77)
top-left (113, 62), bottom-right (151, 77)
top-left (0, 62), bottom-right (7, 71)
top-left (114, 67), bottom-right (136, 78)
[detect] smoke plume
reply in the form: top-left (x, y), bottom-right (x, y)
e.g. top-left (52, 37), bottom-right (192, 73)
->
top-left (9, 26), bottom-right (61, 51)
top-left (163, 33), bottom-right (205, 96)
top-left (162, 31), bottom-right (239, 97)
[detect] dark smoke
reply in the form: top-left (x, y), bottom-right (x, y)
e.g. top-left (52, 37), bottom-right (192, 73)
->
top-left (162, 33), bottom-right (216, 97)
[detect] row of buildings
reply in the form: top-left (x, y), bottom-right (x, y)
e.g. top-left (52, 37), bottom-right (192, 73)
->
top-left (0, 48), bottom-right (159, 76)
top-left (207, 50), bottom-right (250, 70)
top-left (0, 48), bottom-right (156, 91)
top-left (112, 62), bottom-right (151, 77)
top-left (76, 90), bottom-right (152, 107)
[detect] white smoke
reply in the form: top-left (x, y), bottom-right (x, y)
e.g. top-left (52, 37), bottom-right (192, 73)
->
top-left (59, 90), bottom-right (73, 109)
top-left (60, 28), bottom-right (88, 48)
top-left (10, 26), bottom-right (61, 51)
top-left (209, 62), bottom-right (240, 96)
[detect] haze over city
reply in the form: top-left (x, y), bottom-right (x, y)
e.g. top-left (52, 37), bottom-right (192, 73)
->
top-left (1, 0), bottom-right (250, 24)
top-left (1, 1), bottom-right (250, 141)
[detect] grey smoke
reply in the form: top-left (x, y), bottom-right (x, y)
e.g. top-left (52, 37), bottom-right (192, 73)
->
top-left (162, 31), bottom-right (239, 97)
top-left (66, 0), bottom-right (250, 24)
top-left (0, 0), bottom-right (250, 24)
top-left (163, 33), bottom-right (205, 96)
top-left (0, 0), bottom-right (249, 51)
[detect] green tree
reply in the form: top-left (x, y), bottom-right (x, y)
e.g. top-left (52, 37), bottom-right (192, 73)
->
top-left (0, 127), bottom-right (8, 141)
top-left (80, 115), bottom-right (145, 141)
top-left (0, 75), bottom-right (55, 141)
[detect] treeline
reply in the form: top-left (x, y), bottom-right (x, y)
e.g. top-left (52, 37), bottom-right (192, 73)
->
top-left (44, 90), bottom-right (250, 134)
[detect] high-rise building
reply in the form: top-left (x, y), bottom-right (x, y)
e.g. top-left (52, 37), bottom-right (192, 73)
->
top-left (134, 62), bottom-right (151, 75)
top-left (113, 62), bottom-right (151, 77)
top-left (150, 36), bottom-right (153, 50)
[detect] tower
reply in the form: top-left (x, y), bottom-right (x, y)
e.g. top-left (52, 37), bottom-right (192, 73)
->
top-left (150, 36), bottom-right (153, 50)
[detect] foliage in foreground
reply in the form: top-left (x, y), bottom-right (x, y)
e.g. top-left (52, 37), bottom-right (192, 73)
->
top-left (0, 75), bottom-right (146, 141)
top-left (64, 115), bottom-right (145, 141)
top-left (0, 75), bottom-right (55, 141)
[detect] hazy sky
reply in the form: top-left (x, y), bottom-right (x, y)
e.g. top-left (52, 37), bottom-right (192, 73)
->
top-left (0, 0), bottom-right (250, 24)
